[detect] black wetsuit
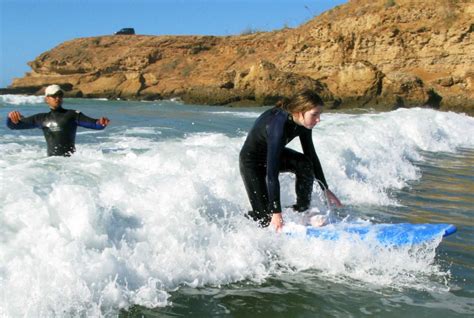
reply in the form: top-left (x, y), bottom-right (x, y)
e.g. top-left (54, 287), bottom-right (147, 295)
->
top-left (239, 107), bottom-right (328, 227)
top-left (6, 107), bottom-right (105, 156)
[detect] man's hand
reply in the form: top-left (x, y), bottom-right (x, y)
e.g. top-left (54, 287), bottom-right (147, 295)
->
top-left (8, 111), bottom-right (23, 124)
top-left (270, 212), bottom-right (284, 232)
top-left (325, 189), bottom-right (343, 208)
top-left (96, 117), bottom-right (110, 127)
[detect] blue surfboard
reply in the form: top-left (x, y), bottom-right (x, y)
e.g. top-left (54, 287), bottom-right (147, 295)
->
top-left (288, 223), bottom-right (457, 246)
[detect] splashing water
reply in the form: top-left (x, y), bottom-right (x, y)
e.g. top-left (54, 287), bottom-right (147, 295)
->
top-left (1, 100), bottom-right (473, 316)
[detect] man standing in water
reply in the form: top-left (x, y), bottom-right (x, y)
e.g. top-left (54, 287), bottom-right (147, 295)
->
top-left (6, 84), bottom-right (110, 156)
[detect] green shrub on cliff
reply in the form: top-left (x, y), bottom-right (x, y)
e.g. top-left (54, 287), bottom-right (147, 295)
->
top-left (385, 0), bottom-right (396, 7)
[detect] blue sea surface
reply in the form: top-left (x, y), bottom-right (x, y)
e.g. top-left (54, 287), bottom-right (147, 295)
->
top-left (0, 96), bottom-right (473, 317)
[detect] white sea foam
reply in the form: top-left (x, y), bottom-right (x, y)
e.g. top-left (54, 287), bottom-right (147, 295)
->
top-left (169, 97), bottom-right (183, 104)
top-left (0, 94), bottom-right (45, 105)
top-left (308, 108), bottom-right (474, 205)
top-left (122, 127), bottom-right (165, 135)
top-left (205, 111), bottom-right (260, 118)
top-left (0, 107), bottom-right (473, 316)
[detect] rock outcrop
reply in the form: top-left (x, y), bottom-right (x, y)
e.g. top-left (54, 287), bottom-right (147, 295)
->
top-left (7, 0), bottom-right (474, 114)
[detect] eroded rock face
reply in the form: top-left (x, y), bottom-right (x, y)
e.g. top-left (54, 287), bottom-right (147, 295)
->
top-left (7, 0), bottom-right (473, 114)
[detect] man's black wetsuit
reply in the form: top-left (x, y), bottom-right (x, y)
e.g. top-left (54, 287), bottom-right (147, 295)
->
top-left (6, 107), bottom-right (105, 156)
top-left (239, 107), bottom-right (328, 226)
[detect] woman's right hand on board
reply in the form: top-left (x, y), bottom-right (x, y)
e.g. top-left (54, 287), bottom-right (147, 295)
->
top-left (325, 189), bottom-right (343, 208)
top-left (270, 212), bottom-right (284, 232)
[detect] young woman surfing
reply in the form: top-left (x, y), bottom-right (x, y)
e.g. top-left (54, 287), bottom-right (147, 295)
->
top-left (239, 90), bottom-right (342, 231)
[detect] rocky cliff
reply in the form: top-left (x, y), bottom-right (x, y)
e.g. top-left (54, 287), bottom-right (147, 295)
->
top-left (7, 0), bottom-right (474, 114)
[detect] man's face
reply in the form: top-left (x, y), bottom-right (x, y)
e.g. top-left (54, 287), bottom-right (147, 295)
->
top-left (45, 92), bottom-right (63, 109)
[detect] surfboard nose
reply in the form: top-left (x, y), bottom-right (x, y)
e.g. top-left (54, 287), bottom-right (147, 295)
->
top-left (443, 224), bottom-right (457, 237)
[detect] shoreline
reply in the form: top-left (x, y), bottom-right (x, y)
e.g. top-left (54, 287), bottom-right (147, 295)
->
top-left (1, 88), bottom-right (472, 116)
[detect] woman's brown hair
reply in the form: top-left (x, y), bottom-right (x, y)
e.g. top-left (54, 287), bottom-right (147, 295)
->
top-left (276, 90), bottom-right (324, 113)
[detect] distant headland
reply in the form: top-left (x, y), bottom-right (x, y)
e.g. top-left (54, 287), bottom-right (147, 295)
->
top-left (3, 0), bottom-right (473, 114)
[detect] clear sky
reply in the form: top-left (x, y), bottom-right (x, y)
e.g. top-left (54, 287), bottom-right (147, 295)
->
top-left (0, 0), bottom-right (347, 88)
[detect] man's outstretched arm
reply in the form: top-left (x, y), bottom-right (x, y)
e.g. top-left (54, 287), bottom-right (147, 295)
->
top-left (76, 112), bottom-right (110, 130)
top-left (6, 111), bottom-right (41, 129)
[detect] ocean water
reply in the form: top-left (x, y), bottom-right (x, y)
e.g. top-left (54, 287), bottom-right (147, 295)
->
top-left (0, 95), bottom-right (473, 317)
